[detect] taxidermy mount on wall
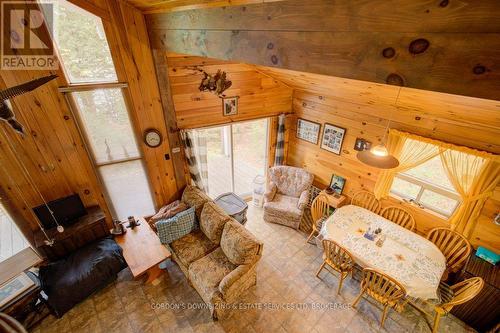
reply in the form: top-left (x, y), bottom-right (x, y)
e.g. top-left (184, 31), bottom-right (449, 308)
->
top-left (198, 69), bottom-right (232, 96)
top-left (0, 74), bottom-right (58, 135)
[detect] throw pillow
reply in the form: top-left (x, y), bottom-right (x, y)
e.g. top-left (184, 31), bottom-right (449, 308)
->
top-left (156, 206), bottom-right (197, 244)
top-left (150, 200), bottom-right (189, 223)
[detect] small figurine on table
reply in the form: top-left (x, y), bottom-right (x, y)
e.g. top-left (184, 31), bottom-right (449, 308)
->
top-left (126, 216), bottom-right (140, 229)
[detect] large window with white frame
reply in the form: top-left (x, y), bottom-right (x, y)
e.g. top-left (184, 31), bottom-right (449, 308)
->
top-left (50, 1), bottom-right (155, 220)
top-left (390, 155), bottom-right (461, 218)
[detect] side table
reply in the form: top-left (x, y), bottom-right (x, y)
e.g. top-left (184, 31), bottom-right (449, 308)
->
top-left (319, 190), bottom-right (347, 210)
top-left (114, 217), bottom-right (171, 285)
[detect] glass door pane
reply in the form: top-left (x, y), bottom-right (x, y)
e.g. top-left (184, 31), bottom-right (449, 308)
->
top-left (203, 126), bottom-right (233, 198)
top-left (233, 119), bottom-right (268, 196)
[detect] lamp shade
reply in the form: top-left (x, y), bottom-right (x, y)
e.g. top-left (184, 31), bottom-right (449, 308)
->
top-left (357, 147), bottom-right (399, 169)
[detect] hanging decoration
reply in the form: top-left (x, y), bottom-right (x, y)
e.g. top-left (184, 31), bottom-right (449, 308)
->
top-left (357, 87), bottom-right (401, 169)
top-left (0, 74), bottom-right (58, 135)
top-left (197, 69), bottom-right (232, 96)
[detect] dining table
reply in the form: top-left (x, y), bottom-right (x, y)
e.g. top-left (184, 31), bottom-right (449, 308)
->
top-left (317, 204), bottom-right (446, 300)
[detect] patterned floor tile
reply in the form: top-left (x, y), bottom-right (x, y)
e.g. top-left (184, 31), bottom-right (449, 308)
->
top-left (31, 205), bottom-right (474, 333)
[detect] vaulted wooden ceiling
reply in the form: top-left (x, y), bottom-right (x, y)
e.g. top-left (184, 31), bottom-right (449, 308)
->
top-left (145, 0), bottom-right (500, 101)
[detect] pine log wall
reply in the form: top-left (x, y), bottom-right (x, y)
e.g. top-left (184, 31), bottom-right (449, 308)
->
top-left (256, 67), bottom-right (499, 252)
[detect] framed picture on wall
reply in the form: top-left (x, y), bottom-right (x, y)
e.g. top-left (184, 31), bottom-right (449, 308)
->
top-left (222, 96), bottom-right (239, 116)
top-left (329, 174), bottom-right (346, 195)
top-left (296, 118), bottom-right (321, 144)
top-left (320, 123), bottom-right (346, 155)
top-left (354, 138), bottom-right (372, 151)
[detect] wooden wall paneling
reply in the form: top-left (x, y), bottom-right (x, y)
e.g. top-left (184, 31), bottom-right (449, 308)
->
top-left (281, 76), bottom-right (499, 251)
top-left (0, 83), bottom-right (112, 231)
top-left (0, 0), bottom-right (113, 231)
top-left (105, 0), bottom-right (179, 207)
top-left (152, 49), bottom-right (188, 197)
top-left (163, 54), bottom-right (292, 129)
top-left (262, 68), bottom-right (500, 153)
top-left (147, 0), bottom-right (500, 101)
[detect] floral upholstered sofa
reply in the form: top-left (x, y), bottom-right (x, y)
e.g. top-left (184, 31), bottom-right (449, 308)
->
top-left (263, 166), bottom-right (314, 229)
top-left (164, 186), bottom-right (263, 319)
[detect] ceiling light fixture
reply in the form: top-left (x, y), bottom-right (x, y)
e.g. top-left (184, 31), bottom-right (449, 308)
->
top-left (357, 87), bottom-right (401, 169)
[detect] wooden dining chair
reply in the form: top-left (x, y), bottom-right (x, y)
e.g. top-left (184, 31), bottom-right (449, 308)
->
top-left (306, 193), bottom-right (331, 243)
top-left (316, 239), bottom-right (355, 295)
top-left (411, 277), bottom-right (484, 333)
top-left (351, 190), bottom-right (381, 213)
top-left (352, 268), bottom-right (407, 328)
top-left (380, 206), bottom-right (416, 231)
top-left (426, 227), bottom-right (472, 280)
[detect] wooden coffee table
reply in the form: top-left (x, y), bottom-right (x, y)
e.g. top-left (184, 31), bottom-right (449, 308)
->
top-left (114, 217), bottom-right (171, 285)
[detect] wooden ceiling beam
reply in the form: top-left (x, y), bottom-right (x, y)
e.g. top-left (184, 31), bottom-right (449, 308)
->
top-left (149, 28), bottom-right (500, 101)
top-left (146, 0), bottom-right (500, 33)
top-left (146, 0), bottom-right (500, 101)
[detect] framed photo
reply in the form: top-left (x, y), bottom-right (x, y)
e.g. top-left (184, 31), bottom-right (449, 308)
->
top-left (222, 96), bottom-right (238, 116)
top-left (0, 272), bottom-right (35, 308)
top-left (320, 123), bottom-right (346, 155)
top-left (296, 118), bottom-right (321, 144)
top-left (354, 138), bottom-right (372, 151)
top-left (329, 174), bottom-right (346, 195)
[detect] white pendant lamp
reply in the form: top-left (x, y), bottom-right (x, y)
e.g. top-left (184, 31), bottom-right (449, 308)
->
top-left (357, 87), bottom-right (402, 169)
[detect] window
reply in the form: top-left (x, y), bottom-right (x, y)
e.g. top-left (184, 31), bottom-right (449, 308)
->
top-left (390, 156), bottom-right (460, 217)
top-left (53, 2), bottom-right (155, 220)
top-left (0, 204), bottom-right (29, 263)
top-left (50, 0), bottom-right (117, 83)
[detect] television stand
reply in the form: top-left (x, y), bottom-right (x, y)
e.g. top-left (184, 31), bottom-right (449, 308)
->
top-left (34, 206), bottom-right (109, 261)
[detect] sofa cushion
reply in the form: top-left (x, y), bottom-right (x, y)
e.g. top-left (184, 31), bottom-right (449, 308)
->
top-left (156, 207), bottom-right (197, 244)
top-left (200, 202), bottom-right (231, 244)
top-left (170, 229), bottom-right (218, 268)
top-left (221, 220), bottom-right (261, 265)
top-left (181, 185), bottom-right (211, 219)
top-left (263, 194), bottom-right (302, 217)
top-left (189, 247), bottom-right (236, 302)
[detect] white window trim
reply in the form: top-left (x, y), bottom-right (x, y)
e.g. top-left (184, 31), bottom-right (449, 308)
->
top-left (391, 173), bottom-right (461, 218)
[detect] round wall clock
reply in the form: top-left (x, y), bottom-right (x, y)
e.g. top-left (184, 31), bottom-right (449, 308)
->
top-left (144, 129), bottom-right (162, 148)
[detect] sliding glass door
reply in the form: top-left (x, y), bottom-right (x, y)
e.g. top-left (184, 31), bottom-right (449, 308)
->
top-left (201, 119), bottom-right (269, 199)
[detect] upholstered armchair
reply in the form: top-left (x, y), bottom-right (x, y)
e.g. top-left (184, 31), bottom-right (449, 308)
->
top-left (263, 166), bottom-right (314, 229)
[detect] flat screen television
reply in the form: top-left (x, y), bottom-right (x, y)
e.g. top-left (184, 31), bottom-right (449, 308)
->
top-left (33, 194), bottom-right (87, 230)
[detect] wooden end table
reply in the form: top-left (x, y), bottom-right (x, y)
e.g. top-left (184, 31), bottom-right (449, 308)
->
top-left (320, 190), bottom-right (347, 209)
top-left (114, 217), bottom-right (171, 285)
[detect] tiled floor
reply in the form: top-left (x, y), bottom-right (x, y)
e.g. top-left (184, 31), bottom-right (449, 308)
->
top-left (32, 205), bottom-right (475, 333)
